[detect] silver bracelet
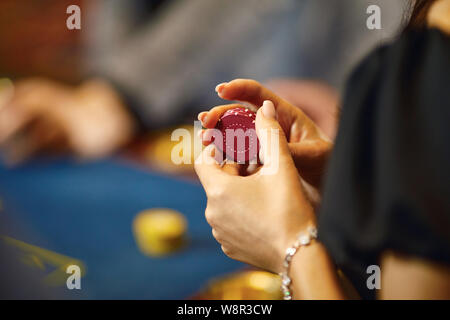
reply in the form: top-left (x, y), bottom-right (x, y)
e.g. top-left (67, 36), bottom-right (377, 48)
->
top-left (279, 226), bottom-right (318, 300)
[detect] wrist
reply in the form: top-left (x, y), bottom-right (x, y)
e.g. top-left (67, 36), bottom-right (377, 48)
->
top-left (276, 217), bottom-right (317, 271)
top-left (278, 225), bottom-right (318, 300)
top-left (289, 240), bottom-right (346, 300)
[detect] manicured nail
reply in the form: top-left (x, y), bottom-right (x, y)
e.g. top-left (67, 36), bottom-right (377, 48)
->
top-left (215, 82), bottom-right (227, 94)
top-left (258, 148), bottom-right (265, 165)
top-left (261, 100), bottom-right (276, 119)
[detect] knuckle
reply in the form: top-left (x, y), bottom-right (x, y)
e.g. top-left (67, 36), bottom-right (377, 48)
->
top-left (247, 79), bottom-right (262, 87)
top-left (204, 207), bottom-right (217, 227)
top-left (236, 78), bottom-right (260, 87)
top-left (221, 245), bottom-right (233, 258)
top-left (207, 186), bottom-right (224, 200)
top-left (193, 157), bottom-right (202, 172)
top-left (211, 228), bottom-right (221, 241)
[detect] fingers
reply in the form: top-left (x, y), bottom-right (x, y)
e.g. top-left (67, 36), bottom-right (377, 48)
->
top-left (2, 128), bottom-right (40, 165)
top-left (255, 101), bottom-right (292, 169)
top-left (0, 116), bottom-right (64, 165)
top-left (216, 79), bottom-right (287, 110)
top-left (0, 78), bottom-right (14, 110)
top-left (221, 161), bottom-right (240, 176)
top-left (199, 126), bottom-right (225, 148)
top-left (288, 139), bottom-right (332, 188)
top-left (198, 103), bottom-right (244, 129)
top-left (194, 145), bottom-right (227, 190)
top-left (0, 78), bottom-right (65, 145)
top-left (0, 79), bottom-right (55, 163)
top-left (0, 102), bottom-right (32, 145)
top-left (198, 104), bottom-right (246, 148)
top-left (288, 139), bottom-right (332, 162)
top-left (265, 79), bottom-right (339, 140)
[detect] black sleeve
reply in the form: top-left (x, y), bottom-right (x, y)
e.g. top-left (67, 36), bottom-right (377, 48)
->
top-left (318, 28), bottom-right (450, 299)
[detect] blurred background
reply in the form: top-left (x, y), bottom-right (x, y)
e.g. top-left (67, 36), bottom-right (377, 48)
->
top-left (0, 0), bottom-right (408, 299)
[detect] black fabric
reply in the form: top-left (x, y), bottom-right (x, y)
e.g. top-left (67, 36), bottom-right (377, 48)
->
top-left (318, 28), bottom-right (450, 300)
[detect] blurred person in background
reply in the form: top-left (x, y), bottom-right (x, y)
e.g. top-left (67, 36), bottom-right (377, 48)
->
top-left (0, 0), bottom-right (407, 164)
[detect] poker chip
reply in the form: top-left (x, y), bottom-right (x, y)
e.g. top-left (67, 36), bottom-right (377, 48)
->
top-left (194, 270), bottom-right (283, 300)
top-left (132, 208), bottom-right (187, 256)
top-left (214, 107), bottom-right (260, 163)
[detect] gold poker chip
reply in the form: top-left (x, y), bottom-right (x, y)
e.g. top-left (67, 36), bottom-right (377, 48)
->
top-left (196, 270), bottom-right (283, 300)
top-left (132, 208), bottom-right (187, 257)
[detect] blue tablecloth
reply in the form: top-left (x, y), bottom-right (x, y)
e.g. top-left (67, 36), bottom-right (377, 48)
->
top-left (0, 158), bottom-right (243, 299)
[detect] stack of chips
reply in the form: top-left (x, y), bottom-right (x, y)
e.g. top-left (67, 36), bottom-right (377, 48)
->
top-left (132, 208), bottom-right (187, 256)
top-left (194, 270), bottom-right (283, 300)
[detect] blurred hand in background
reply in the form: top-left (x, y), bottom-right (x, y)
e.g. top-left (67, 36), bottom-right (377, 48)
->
top-left (0, 78), bottom-right (135, 165)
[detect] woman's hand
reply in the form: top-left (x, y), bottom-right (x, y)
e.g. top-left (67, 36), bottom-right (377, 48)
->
top-left (195, 100), bottom-right (316, 273)
top-left (198, 79), bottom-right (334, 189)
top-left (0, 77), bottom-right (135, 164)
top-left (265, 78), bottom-right (339, 140)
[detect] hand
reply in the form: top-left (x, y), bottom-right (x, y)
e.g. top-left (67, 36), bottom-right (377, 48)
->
top-left (195, 100), bottom-right (316, 273)
top-left (0, 77), bottom-right (136, 164)
top-left (198, 79), bottom-right (333, 189)
top-left (265, 78), bottom-right (339, 140)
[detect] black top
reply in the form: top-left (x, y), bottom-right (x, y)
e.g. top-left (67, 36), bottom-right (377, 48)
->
top-left (318, 28), bottom-right (450, 300)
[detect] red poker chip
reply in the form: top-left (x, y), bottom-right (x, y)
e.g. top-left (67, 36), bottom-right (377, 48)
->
top-left (214, 107), bottom-right (260, 163)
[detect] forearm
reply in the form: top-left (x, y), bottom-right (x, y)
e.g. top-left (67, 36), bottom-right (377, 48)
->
top-left (289, 240), bottom-right (347, 300)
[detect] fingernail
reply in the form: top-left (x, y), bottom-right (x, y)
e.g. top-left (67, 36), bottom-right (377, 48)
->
top-left (215, 82), bottom-right (227, 94)
top-left (261, 100), bottom-right (276, 119)
top-left (198, 112), bottom-right (207, 123)
top-left (258, 148), bottom-right (265, 164)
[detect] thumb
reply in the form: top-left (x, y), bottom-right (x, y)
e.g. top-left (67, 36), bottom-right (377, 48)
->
top-left (255, 101), bottom-right (292, 171)
top-left (194, 144), bottom-right (226, 190)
